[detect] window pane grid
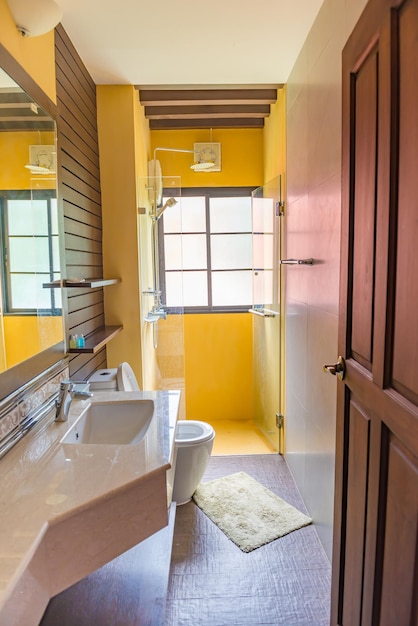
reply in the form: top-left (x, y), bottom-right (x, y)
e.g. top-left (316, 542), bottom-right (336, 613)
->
top-left (2, 193), bottom-right (61, 314)
top-left (161, 188), bottom-right (255, 311)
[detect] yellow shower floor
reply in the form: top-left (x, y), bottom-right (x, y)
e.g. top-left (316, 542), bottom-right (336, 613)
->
top-left (206, 419), bottom-right (277, 456)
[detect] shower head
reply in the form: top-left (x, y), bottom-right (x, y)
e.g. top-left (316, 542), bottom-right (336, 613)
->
top-left (190, 159), bottom-right (215, 171)
top-left (155, 197), bottom-right (178, 221)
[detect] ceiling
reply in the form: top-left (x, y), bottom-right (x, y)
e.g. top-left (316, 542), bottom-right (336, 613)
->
top-left (4, 0), bottom-right (325, 130)
top-left (58, 0), bottom-right (324, 130)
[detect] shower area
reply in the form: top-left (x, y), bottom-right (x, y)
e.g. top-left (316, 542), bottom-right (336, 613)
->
top-left (137, 145), bottom-right (222, 423)
top-left (138, 163), bottom-right (284, 451)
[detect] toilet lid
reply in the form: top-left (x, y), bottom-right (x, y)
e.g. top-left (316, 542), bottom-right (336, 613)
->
top-left (175, 420), bottom-right (215, 446)
top-left (116, 362), bottom-right (140, 391)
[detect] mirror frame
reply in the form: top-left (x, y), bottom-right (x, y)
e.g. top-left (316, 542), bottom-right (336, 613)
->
top-left (0, 43), bottom-right (66, 403)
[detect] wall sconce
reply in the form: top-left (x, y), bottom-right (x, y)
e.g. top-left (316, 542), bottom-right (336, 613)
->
top-left (7, 0), bottom-right (63, 37)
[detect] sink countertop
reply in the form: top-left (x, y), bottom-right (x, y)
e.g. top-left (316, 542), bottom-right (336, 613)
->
top-left (0, 389), bottom-right (180, 626)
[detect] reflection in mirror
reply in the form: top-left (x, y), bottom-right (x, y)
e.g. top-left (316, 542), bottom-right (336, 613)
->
top-left (0, 66), bottom-right (64, 379)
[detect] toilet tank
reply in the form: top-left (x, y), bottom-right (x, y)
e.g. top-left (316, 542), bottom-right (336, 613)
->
top-left (88, 368), bottom-right (118, 390)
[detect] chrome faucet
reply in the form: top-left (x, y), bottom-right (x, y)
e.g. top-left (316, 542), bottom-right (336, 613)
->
top-left (55, 380), bottom-right (93, 422)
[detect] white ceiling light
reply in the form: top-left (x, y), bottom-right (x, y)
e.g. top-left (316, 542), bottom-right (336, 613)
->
top-left (7, 0), bottom-right (63, 37)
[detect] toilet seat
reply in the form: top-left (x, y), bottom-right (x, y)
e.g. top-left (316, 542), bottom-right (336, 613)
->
top-left (175, 420), bottom-right (215, 446)
top-left (117, 362), bottom-right (140, 391)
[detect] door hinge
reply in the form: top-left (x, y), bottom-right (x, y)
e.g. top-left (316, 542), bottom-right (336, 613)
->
top-left (275, 413), bottom-right (284, 429)
top-left (275, 200), bottom-right (285, 216)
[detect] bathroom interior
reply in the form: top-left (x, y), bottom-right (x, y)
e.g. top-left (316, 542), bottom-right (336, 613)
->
top-left (0, 0), bottom-right (377, 624)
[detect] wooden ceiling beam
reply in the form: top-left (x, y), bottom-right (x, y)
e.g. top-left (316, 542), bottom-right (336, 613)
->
top-left (145, 104), bottom-right (270, 119)
top-left (137, 86), bottom-right (278, 130)
top-left (138, 88), bottom-right (278, 106)
top-left (149, 118), bottom-right (265, 130)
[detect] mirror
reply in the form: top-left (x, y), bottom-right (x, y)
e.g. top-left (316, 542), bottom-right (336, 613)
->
top-left (0, 47), bottom-right (65, 402)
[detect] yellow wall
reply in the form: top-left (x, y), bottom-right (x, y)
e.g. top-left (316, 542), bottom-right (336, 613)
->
top-left (263, 87), bottom-right (286, 183)
top-left (97, 85), bottom-right (150, 386)
top-left (3, 316), bottom-right (62, 368)
top-left (0, 131), bottom-right (55, 189)
top-left (151, 128), bottom-right (264, 187)
top-left (0, 0), bottom-right (56, 102)
top-left (184, 313), bottom-right (253, 421)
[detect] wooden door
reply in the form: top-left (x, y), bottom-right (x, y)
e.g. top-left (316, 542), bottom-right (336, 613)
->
top-left (331, 0), bottom-right (418, 624)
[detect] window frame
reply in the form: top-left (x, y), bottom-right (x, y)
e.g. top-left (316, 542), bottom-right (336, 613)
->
top-left (0, 189), bottom-right (61, 316)
top-left (159, 186), bottom-right (256, 314)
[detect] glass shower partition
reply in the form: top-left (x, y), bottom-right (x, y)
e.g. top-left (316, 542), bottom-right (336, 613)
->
top-left (138, 174), bottom-right (185, 419)
top-left (251, 176), bottom-right (283, 452)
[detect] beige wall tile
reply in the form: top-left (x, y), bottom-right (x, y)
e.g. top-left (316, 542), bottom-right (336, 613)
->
top-left (285, 299), bottom-right (308, 410)
top-left (307, 173), bottom-right (342, 315)
top-left (345, 0), bottom-right (369, 41)
top-left (285, 40), bottom-right (308, 112)
top-left (284, 0), bottom-right (367, 558)
top-left (308, 0), bottom-right (345, 72)
top-left (287, 89), bottom-right (309, 205)
top-left (307, 33), bottom-right (343, 190)
top-left (285, 195), bottom-right (311, 304)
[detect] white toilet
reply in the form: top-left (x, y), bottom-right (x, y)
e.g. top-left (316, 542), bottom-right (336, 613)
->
top-left (88, 362), bottom-right (140, 391)
top-left (88, 362), bottom-right (215, 506)
top-left (172, 420), bottom-right (215, 505)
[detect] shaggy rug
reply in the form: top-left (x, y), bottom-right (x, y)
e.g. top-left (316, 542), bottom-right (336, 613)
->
top-left (192, 471), bottom-right (312, 552)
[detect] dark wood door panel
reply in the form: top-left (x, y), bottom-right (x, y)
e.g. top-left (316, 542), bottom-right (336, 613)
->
top-left (333, 1), bottom-right (418, 624)
top-left (351, 49), bottom-right (378, 370)
top-left (342, 399), bottom-right (371, 625)
top-left (379, 433), bottom-right (418, 626)
top-left (391, 0), bottom-right (418, 405)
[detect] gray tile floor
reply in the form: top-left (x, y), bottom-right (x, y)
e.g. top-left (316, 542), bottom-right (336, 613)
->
top-left (165, 454), bottom-right (331, 626)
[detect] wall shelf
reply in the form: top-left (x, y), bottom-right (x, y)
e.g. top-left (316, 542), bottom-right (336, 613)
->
top-left (43, 278), bottom-right (121, 289)
top-left (68, 326), bottom-right (123, 354)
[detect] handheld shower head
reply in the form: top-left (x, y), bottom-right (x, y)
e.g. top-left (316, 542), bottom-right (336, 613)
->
top-left (155, 197), bottom-right (178, 220)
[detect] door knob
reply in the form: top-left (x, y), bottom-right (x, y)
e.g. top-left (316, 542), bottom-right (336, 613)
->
top-left (323, 356), bottom-right (346, 380)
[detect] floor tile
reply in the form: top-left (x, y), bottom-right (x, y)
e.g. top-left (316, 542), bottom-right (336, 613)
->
top-left (166, 454), bottom-right (331, 626)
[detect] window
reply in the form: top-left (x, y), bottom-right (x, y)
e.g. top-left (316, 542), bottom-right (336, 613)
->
top-left (159, 187), bottom-right (255, 312)
top-left (0, 190), bottom-right (61, 315)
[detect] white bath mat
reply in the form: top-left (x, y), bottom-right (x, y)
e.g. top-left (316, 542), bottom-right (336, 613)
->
top-left (193, 471), bottom-right (312, 552)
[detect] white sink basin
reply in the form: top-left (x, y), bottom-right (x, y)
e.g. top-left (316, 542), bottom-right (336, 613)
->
top-left (61, 399), bottom-right (154, 445)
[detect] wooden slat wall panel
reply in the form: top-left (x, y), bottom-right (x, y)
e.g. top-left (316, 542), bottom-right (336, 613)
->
top-left (63, 195), bottom-right (102, 222)
top-left (67, 290), bottom-right (104, 314)
top-left (64, 217), bottom-right (102, 242)
top-left (59, 134), bottom-right (101, 180)
top-left (59, 118), bottom-right (101, 171)
top-left (55, 25), bottom-right (107, 380)
top-left (65, 233), bottom-right (102, 255)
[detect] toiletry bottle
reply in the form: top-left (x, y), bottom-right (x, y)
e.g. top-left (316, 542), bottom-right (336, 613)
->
top-left (77, 334), bottom-right (85, 348)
